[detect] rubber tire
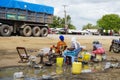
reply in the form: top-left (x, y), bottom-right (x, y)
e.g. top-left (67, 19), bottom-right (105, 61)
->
top-left (0, 24), bottom-right (12, 36)
top-left (113, 44), bottom-right (120, 53)
top-left (40, 27), bottom-right (48, 37)
top-left (22, 26), bottom-right (32, 37)
top-left (32, 26), bottom-right (41, 37)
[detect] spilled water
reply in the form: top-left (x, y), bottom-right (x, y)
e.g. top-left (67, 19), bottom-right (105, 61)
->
top-left (0, 62), bottom-right (105, 80)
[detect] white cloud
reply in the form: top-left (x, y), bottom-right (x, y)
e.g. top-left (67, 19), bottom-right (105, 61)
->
top-left (20, 0), bottom-right (120, 30)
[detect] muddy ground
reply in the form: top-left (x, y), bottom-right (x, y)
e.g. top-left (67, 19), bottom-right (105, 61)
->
top-left (0, 34), bottom-right (120, 80)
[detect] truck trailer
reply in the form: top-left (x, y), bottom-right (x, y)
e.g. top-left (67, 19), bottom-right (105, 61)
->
top-left (0, 0), bottom-right (54, 37)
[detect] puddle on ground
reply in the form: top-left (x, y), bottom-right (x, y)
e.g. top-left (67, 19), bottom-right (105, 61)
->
top-left (0, 62), bottom-right (108, 80)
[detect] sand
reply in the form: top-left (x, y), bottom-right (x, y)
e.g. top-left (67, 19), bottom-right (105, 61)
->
top-left (0, 34), bottom-right (120, 67)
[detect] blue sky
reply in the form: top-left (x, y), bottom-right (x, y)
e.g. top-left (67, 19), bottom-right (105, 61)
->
top-left (21, 0), bottom-right (120, 30)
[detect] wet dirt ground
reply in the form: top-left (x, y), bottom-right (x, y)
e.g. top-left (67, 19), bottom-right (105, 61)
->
top-left (0, 34), bottom-right (120, 80)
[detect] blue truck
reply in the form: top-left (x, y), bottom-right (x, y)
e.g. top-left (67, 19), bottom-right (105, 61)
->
top-left (0, 0), bottom-right (54, 37)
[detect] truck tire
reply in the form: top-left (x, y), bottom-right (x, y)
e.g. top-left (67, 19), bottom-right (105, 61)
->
top-left (32, 26), bottom-right (41, 37)
top-left (22, 26), bottom-right (32, 37)
top-left (41, 27), bottom-right (48, 37)
top-left (0, 24), bottom-right (12, 36)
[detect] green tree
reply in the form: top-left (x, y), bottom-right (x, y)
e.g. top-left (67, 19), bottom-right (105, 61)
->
top-left (49, 15), bottom-right (76, 29)
top-left (69, 24), bottom-right (76, 29)
top-left (66, 15), bottom-right (76, 29)
top-left (83, 23), bottom-right (92, 30)
top-left (82, 23), bottom-right (100, 30)
top-left (49, 16), bottom-right (62, 28)
top-left (97, 14), bottom-right (120, 32)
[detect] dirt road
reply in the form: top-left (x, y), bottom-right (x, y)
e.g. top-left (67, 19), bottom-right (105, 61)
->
top-left (0, 34), bottom-right (120, 67)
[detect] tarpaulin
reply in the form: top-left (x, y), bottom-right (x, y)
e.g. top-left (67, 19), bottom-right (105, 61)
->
top-left (0, 0), bottom-right (54, 14)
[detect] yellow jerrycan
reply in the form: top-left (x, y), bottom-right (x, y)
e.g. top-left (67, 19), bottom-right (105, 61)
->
top-left (83, 52), bottom-right (91, 62)
top-left (56, 57), bottom-right (64, 67)
top-left (72, 62), bottom-right (82, 74)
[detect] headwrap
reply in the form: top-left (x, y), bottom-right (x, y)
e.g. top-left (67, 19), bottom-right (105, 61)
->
top-left (71, 37), bottom-right (76, 42)
top-left (71, 37), bottom-right (80, 49)
top-left (59, 35), bottom-right (64, 41)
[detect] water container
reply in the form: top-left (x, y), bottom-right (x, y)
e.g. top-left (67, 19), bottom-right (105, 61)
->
top-left (80, 51), bottom-right (85, 57)
top-left (83, 64), bottom-right (90, 70)
top-left (82, 64), bottom-right (91, 73)
top-left (56, 57), bottom-right (64, 67)
top-left (96, 54), bottom-right (102, 61)
top-left (72, 62), bottom-right (82, 74)
top-left (83, 53), bottom-right (91, 62)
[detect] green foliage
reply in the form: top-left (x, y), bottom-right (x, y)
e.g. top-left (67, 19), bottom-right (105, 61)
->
top-left (97, 14), bottom-right (120, 32)
top-left (49, 16), bottom-right (63, 28)
top-left (49, 15), bottom-right (76, 29)
top-left (68, 24), bottom-right (76, 29)
top-left (82, 23), bottom-right (100, 30)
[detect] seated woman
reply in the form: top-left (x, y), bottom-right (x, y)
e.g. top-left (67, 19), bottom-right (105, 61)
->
top-left (50, 35), bottom-right (67, 55)
top-left (63, 37), bottom-right (82, 63)
top-left (37, 35), bottom-right (67, 63)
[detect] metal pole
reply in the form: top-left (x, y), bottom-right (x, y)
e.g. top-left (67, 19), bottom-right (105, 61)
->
top-left (63, 5), bottom-right (67, 25)
top-left (63, 5), bottom-right (68, 34)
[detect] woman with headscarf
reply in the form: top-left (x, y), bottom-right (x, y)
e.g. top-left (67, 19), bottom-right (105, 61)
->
top-left (63, 37), bottom-right (82, 57)
top-left (37, 35), bottom-right (67, 64)
top-left (62, 37), bottom-right (82, 64)
top-left (50, 35), bottom-right (67, 54)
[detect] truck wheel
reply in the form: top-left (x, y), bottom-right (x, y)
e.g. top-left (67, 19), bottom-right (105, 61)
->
top-left (32, 26), bottom-right (41, 37)
top-left (23, 26), bottom-right (32, 37)
top-left (0, 25), bottom-right (12, 36)
top-left (41, 27), bottom-right (48, 37)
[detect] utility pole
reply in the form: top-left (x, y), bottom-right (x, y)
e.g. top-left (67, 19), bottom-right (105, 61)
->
top-left (63, 5), bottom-right (68, 34)
top-left (63, 5), bottom-right (67, 25)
